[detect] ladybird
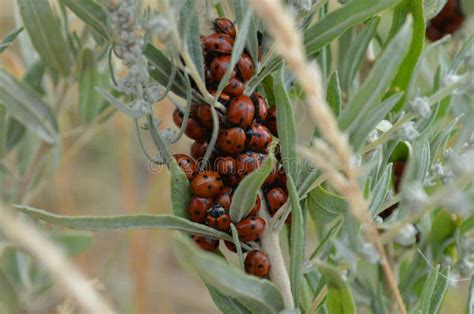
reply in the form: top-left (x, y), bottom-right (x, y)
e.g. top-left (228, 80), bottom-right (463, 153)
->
top-left (190, 171), bottom-right (224, 197)
top-left (213, 18), bottom-right (237, 38)
top-left (251, 93), bottom-right (269, 121)
top-left (202, 33), bottom-right (234, 54)
top-left (173, 110), bottom-right (209, 142)
top-left (236, 217), bottom-right (266, 242)
top-left (173, 154), bottom-right (197, 179)
top-left (238, 52), bottom-right (255, 81)
top-left (210, 55), bottom-right (236, 82)
top-left (197, 104), bottom-right (219, 129)
top-left (247, 195), bottom-right (261, 217)
top-left (223, 173), bottom-right (242, 187)
top-left (216, 186), bottom-right (233, 210)
top-left (192, 235), bottom-right (219, 252)
top-left (227, 95), bottom-right (255, 128)
top-left (218, 127), bottom-right (247, 154)
top-left (224, 78), bottom-right (244, 97)
top-left (246, 123), bottom-right (272, 152)
top-left (206, 204), bottom-right (231, 231)
top-left (265, 107), bottom-right (278, 136)
top-left (209, 89), bottom-right (231, 103)
top-left (236, 151), bottom-right (264, 177)
top-left (224, 240), bottom-right (249, 253)
top-left (264, 167), bottom-right (280, 187)
top-left (187, 196), bottom-right (213, 223)
top-left (173, 108), bottom-right (183, 127)
top-left (216, 156), bottom-right (236, 175)
top-left (266, 187), bottom-right (287, 213)
top-left (191, 141), bottom-right (207, 159)
top-left (244, 250), bottom-right (270, 278)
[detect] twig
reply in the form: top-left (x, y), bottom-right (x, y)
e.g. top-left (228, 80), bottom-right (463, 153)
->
top-left (0, 206), bottom-right (113, 314)
top-left (307, 286), bottom-right (328, 314)
top-left (247, 1), bottom-right (406, 313)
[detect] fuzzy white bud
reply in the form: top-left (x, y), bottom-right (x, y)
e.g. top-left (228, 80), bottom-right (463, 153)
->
top-left (398, 122), bottom-right (419, 142)
top-left (409, 97), bottom-right (431, 118)
top-left (395, 224), bottom-right (417, 246)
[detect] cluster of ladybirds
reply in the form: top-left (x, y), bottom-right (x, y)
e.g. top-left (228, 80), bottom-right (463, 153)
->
top-left (426, 0), bottom-right (465, 41)
top-left (172, 18), bottom-right (290, 278)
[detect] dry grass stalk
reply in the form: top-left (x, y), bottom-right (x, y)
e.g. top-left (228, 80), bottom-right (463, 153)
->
top-left (0, 206), bottom-right (114, 314)
top-left (247, 0), bottom-right (406, 313)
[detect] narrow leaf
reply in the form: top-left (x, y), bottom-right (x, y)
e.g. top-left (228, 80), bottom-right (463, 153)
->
top-left (14, 205), bottom-right (233, 241)
top-left (0, 69), bottom-right (57, 144)
top-left (274, 68), bottom-right (299, 183)
top-left (4, 118), bottom-right (26, 152)
top-left (429, 266), bottom-right (450, 314)
top-left (0, 27), bottom-right (24, 53)
top-left (468, 275), bottom-right (474, 314)
top-left (96, 88), bottom-right (141, 118)
top-left (339, 17), bottom-right (413, 130)
top-left (229, 153), bottom-right (276, 222)
top-left (304, 0), bottom-right (401, 54)
top-left (233, 0), bottom-right (259, 66)
top-left (169, 159), bottom-right (191, 218)
top-left (174, 236), bottom-right (285, 314)
top-left (318, 262), bottom-right (356, 314)
top-left (206, 284), bottom-right (251, 314)
top-left (79, 49), bottom-right (105, 122)
top-left (326, 72), bottom-right (342, 117)
top-left (418, 265), bottom-right (439, 313)
top-left (18, 0), bottom-right (71, 76)
top-left (307, 187), bottom-right (347, 225)
top-left (60, 0), bottom-right (109, 39)
top-left (369, 163), bottom-right (393, 216)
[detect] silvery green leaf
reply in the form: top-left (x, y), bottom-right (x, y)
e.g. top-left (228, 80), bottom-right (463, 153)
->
top-left (79, 49), bottom-right (107, 123)
top-left (307, 187), bottom-right (347, 225)
top-left (424, 0), bottom-right (447, 18)
top-left (417, 265), bottom-right (440, 313)
top-left (0, 105), bottom-right (5, 159)
top-left (174, 236), bottom-right (285, 314)
top-left (297, 159), bottom-right (322, 199)
top-left (206, 284), bottom-right (252, 314)
top-left (274, 68), bottom-right (299, 183)
top-left (18, 0), bottom-right (71, 76)
top-left (369, 163), bottom-right (393, 216)
top-left (317, 262), bottom-right (356, 314)
top-left (468, 275), bottom-right (474, 314)
top-left (60, 0), bottom-right (109, 40)
top-left (217, 8), bottom-right (253, 95)
top-left (169, 159), bottom-right (192, 218)
top-left (428, 266), bottom-right (450, 314)
top-left (429, 116), bottom-right (460, 163)
top-left (350, 92), bottom-right (404, 151)
top-left (339, 17), bottom-right (413, 130)
top-left (179, 0), bottom-right (205, 82)
top-left (450, 35), bottom-right (474, 75)
top-left (0, 69), bottom-right (57, 144)
top-left (229, 153), bottom-right (276, 222)
top-left (401, 137), bottom-right (430, 185)
top-left (326, 71), bottom-right (342, 117)
top-left (304, 0), bottom-right (401, 55)
top-left (50, 231), bottom-right (93, 256)
top-left (339, 17), bottom-right (379, 93)
top-left (389, 0), bottom-right (425, 112)
top-left (287, 175), bottom-right (305, 305)
top-left (233, 0), bottom-right (259, 66)
top-left (96, 88), bottom-right (141, 118)
top-left (23, 60), bottom-right (45, 94)
top-left (4, 118), bottom-right (26, 153)
top-left (14, 205), bottom-right (233, 241)
top-left (0, 27), bottom-right (23, 53)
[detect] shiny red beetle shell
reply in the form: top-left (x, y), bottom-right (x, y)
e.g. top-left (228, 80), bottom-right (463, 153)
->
top-left (216, 186), bottom-right (233, 210)
top-left (265, 107), bottom-right (278, 136)
top-left (202, 33), bottom-right (234, 54)
top-left (236, 217), bottom-right (266, 242)
top-left (264, 166), bottom-right (280, 187)
top-left (227, 95), bottom-right (255, 128)
top-left (238, 52), bottom-right (255, 81)
top-left (208, 89), bottom-right (231, 103)
top-left (246, 123), bottom-right (272, 152)
top-left (173, 154), bottom-right (197, 180)
top-left (251, 93), bottom-right (269, 121)
top-left (236, 151), bottom-right (264, 177)
top-left (184, 118), bottom-right (209, 142)
top-left (187, 196), bottom-right (213, 223)
top-left (191, 141), bottom-right (207, 159)
top-left (210, 55), bottom-right (236, 82)
top-left (223, 173), bottom-right (242, 187)
top-left (206, 204), bottom-right (231, 231)
top-left (215, 156), bottom-right (236, 176)
top-left (266, 187), bottom-right (288, 213)
top-left (192, 235), bottom-right (219, 252)
top-left (224, 78), bottom-right (244, 97)
top-left (190, 171), bottom-right (224, 198)
top-left (197, 104), bottom-right (220, 129)
top-left (247, 195), bottom-right (261, 217)
top-left (218, 127), bottom-right (247, 154)
top-left (213, 17), bottom-right (237, 38)
top-left (245, 250), bottom-right (270, 278)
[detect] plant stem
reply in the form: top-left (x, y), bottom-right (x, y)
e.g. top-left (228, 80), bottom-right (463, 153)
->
top-left (306, 286), bottom-right (328, 314)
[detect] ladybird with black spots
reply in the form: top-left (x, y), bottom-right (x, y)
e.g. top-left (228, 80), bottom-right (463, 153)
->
top-left (210, 55), bottom-right (236, 82)
top-left (216, 186), bottom-right (233, 210)
top-left (206, 204), bottom-right (231, 231)
top-left (190, 171), bottom-right (224, 198)
top-left (236, 151), bottom-right (264, 177)
top-left (247, 195), bottom-right (261, 217)
top-left (245, 250), bottom-right (270, 278)
top-left (218, 127), bottom-right (247, 154)
top-left (265, 107), bottom-right (278, 136)
top-left (246, 123), bottom-right (272, 152)
top-left (227, 95), bottom-right (255, 128)
top-left (187, 196), bottom-right (213, 223)
top-left (173, 154), bottom-right (197, 180)
top-left (213, 17), bottom-right (237, 38)
top-left (266, 187), bottom-right (288, 213)
top-left (201, 33), bottom-right (234, 54)
top-left (192, 235), bottom-right (219, 252)
top-left (216, 156), bottom-right (236, 176)
top-left (236, 216), bottom-right (266, 242)
top-left (251, 93), bottom-right (269, 122)
top-left (238, 52), bottom-right (255, 81)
